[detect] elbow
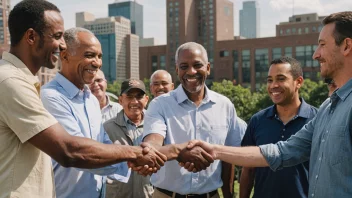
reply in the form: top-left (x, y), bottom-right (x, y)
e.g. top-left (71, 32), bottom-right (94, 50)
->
top-left (55, 154), bottom-right (79, 168)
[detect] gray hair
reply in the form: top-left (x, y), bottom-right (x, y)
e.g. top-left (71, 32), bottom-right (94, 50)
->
top-left (150, 70), bottom-right (172, 85)
top-left (64, 27), bottom-right (94, 55)
top-left (174, 42), bottom-right (208, 64)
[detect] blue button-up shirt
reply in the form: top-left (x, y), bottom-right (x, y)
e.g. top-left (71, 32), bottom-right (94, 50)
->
top-left (143, 85), bottom-right (242, 195)
top-left (41, 73), bottom-right (129, 198)
top-left (260, 78), bottom-right (352, 198)
top-left (243, 99), bottom-right (317, 198)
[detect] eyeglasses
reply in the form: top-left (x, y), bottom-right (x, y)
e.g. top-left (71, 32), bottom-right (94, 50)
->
top-left (123, 93), bottom-right (146, 101)
top-left (151, 82), bottom-right (171, 86)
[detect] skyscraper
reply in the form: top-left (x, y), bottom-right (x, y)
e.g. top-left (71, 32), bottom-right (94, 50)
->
top-left (80, 13), bottom-right (140, 82)
top-left (165, 0), bottom-right (234, 81)
top-left (0, 0), bottom-right (10, 47)
top-left (108, 1), bottom-right (143, 39)
top-left (240, 1), bottom-right (260, 38)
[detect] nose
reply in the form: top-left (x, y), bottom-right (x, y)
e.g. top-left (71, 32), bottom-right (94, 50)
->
top-left (312, 47), bottom-right (320, 60)
top-left (187, 66), bottom-right (197, 75)
top-left (92, 57), bottom-right (102, 69)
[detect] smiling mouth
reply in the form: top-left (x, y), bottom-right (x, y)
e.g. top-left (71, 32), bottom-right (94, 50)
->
top-left (87, 69), bottom-right (97, 74)
top-left (271, 92), bottom-right (281, 96)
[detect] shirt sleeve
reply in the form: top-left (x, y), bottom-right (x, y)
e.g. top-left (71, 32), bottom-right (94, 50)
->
top-left (260, 116), bottom-right (315, 171)
top-left (0, 77), bottom-right (57, 143)
top-left (224, 104), bottom-right (242, 147)
top-left (143, 99), bottom-right (167, 139)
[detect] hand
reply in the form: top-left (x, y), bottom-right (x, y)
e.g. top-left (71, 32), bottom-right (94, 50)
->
top-left (128, 142), bottom-right (167, 176)
top-left (187, 140), bottom-right (216, 159)
top-left (177, 146), bottom-right (214, 172)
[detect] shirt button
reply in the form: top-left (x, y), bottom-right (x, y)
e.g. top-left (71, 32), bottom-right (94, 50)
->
top-left (322, 139), bottom-right (325, 142)
top-left (315, 175), bottom-right (318, 179)
top-left (326, 130), bottom-right (329, 133)
top-left (283, 129), bottom-right (285, 131)
top-left (312, 193), bottom-right (314, 197)
top-left (319, 157), bottom-right (321, 161)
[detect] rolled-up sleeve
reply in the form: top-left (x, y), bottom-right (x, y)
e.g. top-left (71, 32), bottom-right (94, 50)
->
top-left (260, 117), bottom-right (315, 171)
top-left (143, 99), bottom-right (167, 139)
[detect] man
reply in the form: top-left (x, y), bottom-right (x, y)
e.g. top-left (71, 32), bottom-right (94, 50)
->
top-left (0, 1), bottom-right (165, 197)
top-left (104, 79), bottom-right (153, 198)
top-left (186, 11), bottom-right (352, 198)
top-left (142, 42), bottom-right (242, 198)
top-left (90, 69), bottom-right (122, 122)
top-left (150, 70), bottom-right (174, 97)
top-left (240, 57), bottom-right (317, 198)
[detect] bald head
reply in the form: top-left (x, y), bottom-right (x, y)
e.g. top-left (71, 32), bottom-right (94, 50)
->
top-left (175, 42), bottom-right (208, 64)
top-left (150, 70), bottom-right (174, 97)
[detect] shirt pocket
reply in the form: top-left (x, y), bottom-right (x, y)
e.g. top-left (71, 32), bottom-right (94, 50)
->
top-left (326, 125), bottom-right (348, 166)
top-left (208, 125), bottom-right (228, 145)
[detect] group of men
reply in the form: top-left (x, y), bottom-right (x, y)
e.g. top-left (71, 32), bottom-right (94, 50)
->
top-left (0, 0), bottom-right (352, 198)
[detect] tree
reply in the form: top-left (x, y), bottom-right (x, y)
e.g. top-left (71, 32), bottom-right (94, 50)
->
top-left (106, 81), bottom-right (121, 102)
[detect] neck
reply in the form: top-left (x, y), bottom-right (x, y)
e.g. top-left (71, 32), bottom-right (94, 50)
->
top-left (59, 70), bottom-right (84, 90)
top-left (127, 113), bottom-right (143, 126)
top-left (185, 87), bottom-right (206, 107)
top-left (9, 47), bottom-right (40, 75)
top-left (276, 97), bottom-right (301, 124)
top-left (332, 63), bottom-right (352, 88)
top-left (99, 95), bottom-right (108, 109)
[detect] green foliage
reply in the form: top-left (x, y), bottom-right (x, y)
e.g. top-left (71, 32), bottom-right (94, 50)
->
top-left (106, 81), bottom-right (121, 102)
top-left (211, 80), bottom-right (259, 122)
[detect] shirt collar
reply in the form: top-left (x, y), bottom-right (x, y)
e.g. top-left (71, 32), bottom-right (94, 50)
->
top-left (335, 78), bottom-right (352, 102)
top-left (266, 98), bottom-right (310, 119)
top-left (54, 72), bottom-right (91, 99)
top-left (2, 52), bottom-right (39, 84)
top-left (102, 95), bottom-right (113, 110)
top-left (123, 110), bottom-right (145, 127)
top-left (174, 84), bottom-right (217, 104)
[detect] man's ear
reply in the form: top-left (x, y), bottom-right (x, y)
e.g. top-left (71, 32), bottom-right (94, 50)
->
top-left (25, 28), bottom-right (37, 46)
top-left (296, 76), bottom-right (304, 89)
top-left (60, 50), bottom-right (69, 63)
top-left (343, 38), bottom-right (352, 56)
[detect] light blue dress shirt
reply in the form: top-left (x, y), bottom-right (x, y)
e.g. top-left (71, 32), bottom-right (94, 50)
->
top-left (41, 73), bottom-right (129, 198)
top-left (260, 78), bottom-right (352, 198)
top-left (143, 85), bottom-right (242, 195)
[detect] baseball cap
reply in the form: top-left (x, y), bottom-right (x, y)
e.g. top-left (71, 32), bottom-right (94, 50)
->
top-left (120, 79), bottom-right (146, 95)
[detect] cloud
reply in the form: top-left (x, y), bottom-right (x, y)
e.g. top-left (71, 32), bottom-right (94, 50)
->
top-left (269, 0), bottom-right (324, 13)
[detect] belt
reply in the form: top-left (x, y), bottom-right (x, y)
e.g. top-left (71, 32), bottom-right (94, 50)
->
top-left (156, 187), bottom-right (218, 198)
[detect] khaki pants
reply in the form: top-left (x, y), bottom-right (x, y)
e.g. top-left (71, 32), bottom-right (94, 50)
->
top-left (153, 188), bottom-right (220, 198)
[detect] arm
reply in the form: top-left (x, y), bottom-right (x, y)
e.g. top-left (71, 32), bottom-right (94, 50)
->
top-left (28, 123), bottom-right (165, 168)
top-left (239, 167), bottom-right (255, 198)
top-left (221, 162), bottom-right (233, 198)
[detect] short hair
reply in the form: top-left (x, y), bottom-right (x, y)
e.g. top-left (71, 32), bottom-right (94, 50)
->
top-left (175, 42), bottom-right (208, 64)
top-left (8, 0), bottom-right (60, 46)
top-left (63, 27), bottom-right (94, 55)
top-left (270, 57), bottom-right (303, 79)
top-left (322, 11), bottom-right (352, 46)
top-left (150, 70), bottom-right (172, 84)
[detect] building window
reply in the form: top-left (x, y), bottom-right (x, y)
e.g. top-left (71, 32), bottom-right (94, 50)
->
top-left (305, 27), bottom-right (309, 33)
top-left (298, 28), bottom-right (302, 34)
top-left (285, 47), bottom-right (292, 57)
top-left (242, 50), bottom-right (251, 86)
top-left (312, 27), bottom-right (317, 32)
top-left (295, 46), bottom-right (315, 67)
top-left (152, 55), bottom-right (158, 72)
top-left (280, 29), bottom-right (283, 35)
top-left (233, 50), bottom-right (239, 82)
top-left (286, 29), bottom-right (291, 35)
top-left (272, 48), bottom-right (281, 60)
top-left (220, 50), bottom-right (229, 57)
top-left (292, 28), bottom-right (296, 34)
top-left (312, 45), bottom-right (319, 67)
top-left (255, 49), bottom-right (269, 85)
top-left (160, 55), bottom-right (166, 69)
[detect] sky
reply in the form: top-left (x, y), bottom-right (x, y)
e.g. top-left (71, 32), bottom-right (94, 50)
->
top-left (11, 0), bottom-right (352, 45)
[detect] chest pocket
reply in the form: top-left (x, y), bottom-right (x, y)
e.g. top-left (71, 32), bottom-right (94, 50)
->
top-left (207, 125), bottom-right (228, 145)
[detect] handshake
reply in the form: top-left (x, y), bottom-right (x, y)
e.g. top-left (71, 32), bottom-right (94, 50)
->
top-left (127, 140), bottom-right (216, 176)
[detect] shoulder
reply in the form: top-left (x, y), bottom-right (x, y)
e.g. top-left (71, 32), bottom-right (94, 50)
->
top-left (0, 61), bottom-right (25, 83)
top-left (249, 106), bottom-right (273, 124)
top-left (208, 90), bottom-right (234, 109)
top-left (41, 81), bottom-right (63, 99)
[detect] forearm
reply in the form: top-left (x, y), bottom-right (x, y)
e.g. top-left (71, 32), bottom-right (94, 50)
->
top-left (215, 145), bottom-right (268, 167)
top-left (61, 136), bottom-right (141, 168)
top-left (221, 162), bottom-right (233, 198)
top-left (239, 167), bottom-right (255, 198)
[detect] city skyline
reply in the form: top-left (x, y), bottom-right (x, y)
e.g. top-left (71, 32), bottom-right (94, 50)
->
top-left (10, 0), bottom-right (352, 45)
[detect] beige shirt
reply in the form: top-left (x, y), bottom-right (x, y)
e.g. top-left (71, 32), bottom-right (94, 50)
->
top-left (0, 52), bottom-right (58, 198)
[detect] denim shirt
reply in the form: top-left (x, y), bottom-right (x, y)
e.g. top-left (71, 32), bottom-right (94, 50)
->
top-left (260, 78), bottom-right (352, 198)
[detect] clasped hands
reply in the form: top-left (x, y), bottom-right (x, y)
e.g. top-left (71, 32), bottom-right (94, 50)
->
top-left (128, 140), bottom-right (216, 176)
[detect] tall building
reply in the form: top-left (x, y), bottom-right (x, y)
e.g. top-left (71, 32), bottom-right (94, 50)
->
top-left (0, 0), bottom-right (10, 47)
top-left (277, 13), bottom-right (325, 36)
top-left (240, 1), bottom-right (260, 38)
top-left (79, 13), bottom-right (139, 82)
top-left (152, 0), bottom-right (233, 83)
top-left (140, 9), bottom-right (323, 91)
top-left (108, 1), bottom-right (143, 39)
